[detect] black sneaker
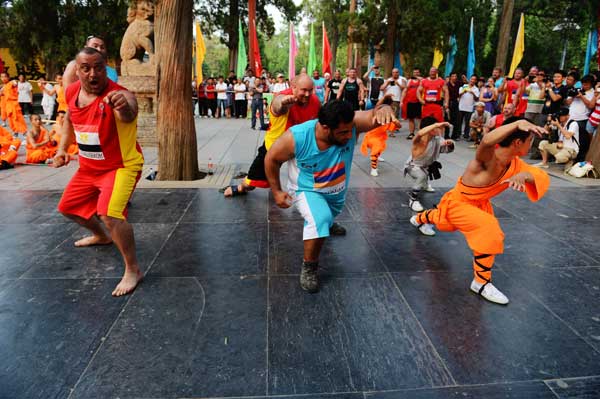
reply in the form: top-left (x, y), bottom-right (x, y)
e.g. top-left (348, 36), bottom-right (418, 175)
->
top-left (406, 133), bottom-right (415, 140)
top-left (300, 261), bottom-right (319, 293)
top-left (329, 222), bottom-right (346, 236)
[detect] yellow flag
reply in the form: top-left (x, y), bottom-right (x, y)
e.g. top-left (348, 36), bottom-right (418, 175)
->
top-left (509, 13), bottom-right (525, 77)
top-left (432, 48), bottom-right (444, 68)
top-left (195, 20), bottom-right (206, 82)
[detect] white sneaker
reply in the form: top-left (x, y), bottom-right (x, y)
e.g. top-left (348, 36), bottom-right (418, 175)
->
top-left (378, 156), bottom-right (385, 162)
top-left (410, 215), bottom-right (436, 236)
top-left (532, 162), bottom-right (549, 169)
top-left (470, 279), bottom-right (509, 305)
top-left (409, 199), bottom-right (424, 212)
top-left (425, 184), bottom-right (435, 192)
top-left (370, 168), bottom-right (379, 177)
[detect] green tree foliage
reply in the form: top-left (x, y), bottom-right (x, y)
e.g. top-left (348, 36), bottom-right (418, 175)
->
top-left (0, 0), bottom-right (129, 78)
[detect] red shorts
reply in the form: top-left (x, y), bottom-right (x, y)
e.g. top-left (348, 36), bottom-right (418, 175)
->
top-left (58, 168), bottom-right (141, 220)
top-left (421, 103), bottom-right (444, 122)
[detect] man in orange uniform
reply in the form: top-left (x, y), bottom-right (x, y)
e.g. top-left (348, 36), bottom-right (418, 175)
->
top-left (0, 125), bottom-right (20, 168)
top-left (410, 118), bottom-right (549, 305)
top-left (0, 72), bottom-right (28, 135)
top-left (26, 114), bottom-right (54, 163)
top-left (53, 47), bottom-right (144, 297)
top-left (48, 111), bottom-right (78, 156)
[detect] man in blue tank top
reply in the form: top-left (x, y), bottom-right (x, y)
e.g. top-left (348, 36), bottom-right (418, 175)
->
top-left (265, 100), bottom-right (397, 293)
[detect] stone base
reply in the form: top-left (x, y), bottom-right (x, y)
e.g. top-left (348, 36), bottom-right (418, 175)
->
top-left (118, 75), bottom-right (157, 147)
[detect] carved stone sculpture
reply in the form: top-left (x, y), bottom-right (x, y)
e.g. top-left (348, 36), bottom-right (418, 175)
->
top-left (120, 0), bottom-right (156, 77)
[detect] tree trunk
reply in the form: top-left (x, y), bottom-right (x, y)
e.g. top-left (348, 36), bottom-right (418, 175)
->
top-left (227, 0), bottom-right (239, 72)
top-left (155, 0), bottom-right (202, 180)
top-left (331, 33), bottom-right (339, 73)
top-left (383, 5), bottom-right (397, 76)
top-left (495, 0), bottom-right (514, 74)
top-left (248, 0), bottom-right (256, 75)
top-left (346, 0), bottom-right (356, 69)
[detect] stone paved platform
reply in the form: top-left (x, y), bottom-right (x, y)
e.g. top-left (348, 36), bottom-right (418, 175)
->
top-left (1, 185), bottom-right (600, 398)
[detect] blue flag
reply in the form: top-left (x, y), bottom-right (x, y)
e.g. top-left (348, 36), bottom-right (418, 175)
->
top-left (584, 29), bottom-right (598, 75)
top-left (444, 35), bottom-right (457, 78)
top-left (393, 40), bottom-right (403, 76)
top-left (467, 18), bottom-right (476, 77)
top-left (368, 43), bottom-right (375, 78)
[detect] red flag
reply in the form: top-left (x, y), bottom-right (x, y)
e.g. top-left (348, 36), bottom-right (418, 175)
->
top-left (251, 20), bottom-right (262, 77)
top-left (322, 23), bottom-right (332, 75)
top-left (0, 52), bottom-right (4, 74)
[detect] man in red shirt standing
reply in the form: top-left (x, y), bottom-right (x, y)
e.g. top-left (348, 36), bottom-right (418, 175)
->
top-left (400, 68), bottom-right (422, 139)
top-left (500, 67), bottom-right (526, 117)
top-left (417, 67), bottom-right (449, 124)
top-left (53, 47), bottom-right (144, 297)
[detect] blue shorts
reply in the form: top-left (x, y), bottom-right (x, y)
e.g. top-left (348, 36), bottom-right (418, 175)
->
top-left (293, 191), bottom-right (345, 240)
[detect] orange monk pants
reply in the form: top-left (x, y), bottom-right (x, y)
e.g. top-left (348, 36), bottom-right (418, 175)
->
top-left (417, 200), bottom-right (504, 284)
top-left (26, 148), bottom-right (53, 164)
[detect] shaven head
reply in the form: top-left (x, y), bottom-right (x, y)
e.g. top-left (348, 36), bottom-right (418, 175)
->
top-left (291, 74), bottom-right (314, 105)
top-left (0, 72), bottom-right (9, 83)
top-left (498, 116), bottom-right (531, 152)
top-left (76, 47), bottom-right (108, 95)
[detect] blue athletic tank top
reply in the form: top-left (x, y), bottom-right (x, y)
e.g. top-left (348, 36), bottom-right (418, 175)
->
top-left (287, 119), bottom-right (356, 200)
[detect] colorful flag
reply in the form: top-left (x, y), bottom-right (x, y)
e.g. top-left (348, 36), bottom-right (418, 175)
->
top-left (508, 13), bottom-right (525, 77)
top-left (289, 22), bottom-right (298, 79)
top-left (237, 19), bottom-right (247, 79)
top-left (367, 43), bottom-right (375, 78)
top-left (584, 28), bottom-right (598, 75)
top-left (195, 20), bottom-right (206, 82)
top-left (251, 19), bottom-right (262, 77)
top-left (466, 18), bottom-right (476, 77)
top-left (432, 47), bottom-right (444, 69)
top-left (322, 22), bottom-right (332, 75)
top-left (307, 23), bottom-right (317, 74)
top-left (444, 35), bottom-right (457, 78)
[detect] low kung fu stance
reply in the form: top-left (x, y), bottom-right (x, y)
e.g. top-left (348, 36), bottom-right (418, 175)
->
top-left (405, 117), bottom-right (454, 216)
top-left (410, 118), bottom-right (550, 305)
top-left (53, 47), bottom-right (144, 297)
top-left (265, 100), bottom-right (397, 293)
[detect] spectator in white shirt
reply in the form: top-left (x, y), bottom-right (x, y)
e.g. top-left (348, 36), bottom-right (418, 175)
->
top-left (215, 76), bottom-right (229, 118)
top-left (457, 75), bottom-right (480, 140)
top-left (234, 78), bottom-right (247, 118)
top-left (272, 73), bottom-right (288, 94)
top-left (17, 74), bottom-right (33, 115)
top-left (37, 76), bottom-right (56, 121)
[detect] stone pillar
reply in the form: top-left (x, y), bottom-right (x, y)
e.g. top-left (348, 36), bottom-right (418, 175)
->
top-left (118, 76), bottom-right (157, 147)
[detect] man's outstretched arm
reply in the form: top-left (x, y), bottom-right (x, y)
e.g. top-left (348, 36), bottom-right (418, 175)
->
top-left (265, 130), bottom-right (296, 208)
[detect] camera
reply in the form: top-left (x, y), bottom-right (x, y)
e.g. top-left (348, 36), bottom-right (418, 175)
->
top-left (428, 161), bottom-right (442, 180)
top-left (567, 87), bottom-right (583, 97)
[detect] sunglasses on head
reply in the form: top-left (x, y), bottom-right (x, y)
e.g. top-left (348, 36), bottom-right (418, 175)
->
top-left (86, 35), bottom-right (104, 42)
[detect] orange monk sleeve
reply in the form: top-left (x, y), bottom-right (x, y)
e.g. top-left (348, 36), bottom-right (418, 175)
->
top-left (516, 158), bottom-right (550, 202)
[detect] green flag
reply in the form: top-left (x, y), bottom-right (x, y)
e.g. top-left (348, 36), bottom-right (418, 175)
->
top-left (237, 19), bottom-right (247, 78)
top-left (307, 23), bottom-right (316, 74)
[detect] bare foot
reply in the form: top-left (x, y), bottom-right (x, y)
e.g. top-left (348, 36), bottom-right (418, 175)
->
top-left (112, 269), bottom-right (143, 297)
top-left (74, 235), bottom-right (112, 247)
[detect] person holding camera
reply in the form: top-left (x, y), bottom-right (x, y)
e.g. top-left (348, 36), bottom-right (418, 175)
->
top-left (535, 107), bottom-right (579, 169)
top-left (404, 117), bottom-right (454, 216)
top-left (456, 75), bottom-right (480, 140)
top-left (524, 70), bottom-right (546, 126)
top-left (565, 74), bottom-right (596, 161)
top-left (380, 68), bottom-right (407, 135)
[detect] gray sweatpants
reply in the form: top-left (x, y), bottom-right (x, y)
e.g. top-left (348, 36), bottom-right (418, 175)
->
top-left (405, 165), bottom-right (428, 191)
